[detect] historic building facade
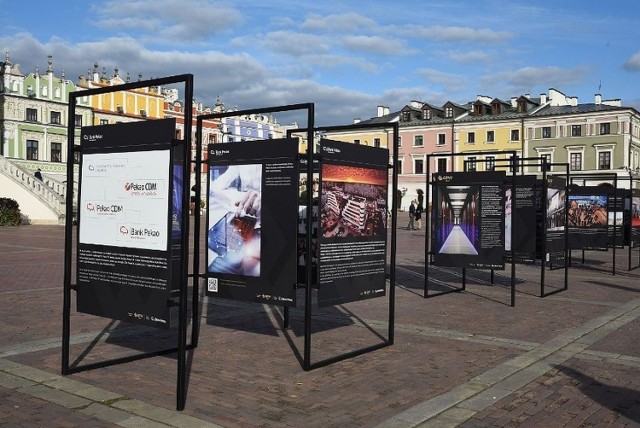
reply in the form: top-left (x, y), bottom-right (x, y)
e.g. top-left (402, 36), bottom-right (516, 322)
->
top-left (0, 53), bottom-right (92, 180)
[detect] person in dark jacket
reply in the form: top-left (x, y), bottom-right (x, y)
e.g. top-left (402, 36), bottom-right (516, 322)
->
top-left (415, 202), bottom-right (423, 230)
top-left (407, 200), bottom-right (416, 230)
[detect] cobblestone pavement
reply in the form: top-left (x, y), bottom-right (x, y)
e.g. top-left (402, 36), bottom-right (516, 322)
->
top-left (0, 224), bottom-right (639, 427)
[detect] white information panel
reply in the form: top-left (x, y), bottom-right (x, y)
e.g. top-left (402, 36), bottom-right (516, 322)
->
top-left (79, 149), bottom-right (171, 251)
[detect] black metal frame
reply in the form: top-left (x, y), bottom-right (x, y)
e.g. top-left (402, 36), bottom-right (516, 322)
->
top-left (61, 74), bottom-right (195, 411)
top-left (300, 122), bottom-right (398, 370)
top-left (540, 161), bottom-right (570, 297)
top-left (627, 177), bottom-right (640, 270)
top-left (425, 150), bottom-right (518, 306)
top-left (567, 172), bottom-right (619, 276)
top-left (195, 109), bottom-right (397, 371)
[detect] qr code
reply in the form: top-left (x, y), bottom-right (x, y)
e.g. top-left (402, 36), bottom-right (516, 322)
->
top-left (207, 277), bottom-right (219, 292)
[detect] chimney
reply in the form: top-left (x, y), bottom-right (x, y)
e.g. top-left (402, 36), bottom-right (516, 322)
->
top-left (384, 106), bottom-right (389, 116)
top-left (353, 118), bottom-right (361, 124)
top-left (540, 93), bottom-right (547, 104)
top-left (595, 93), bottom-right (602, 104)
top-left (377, 106), bottom-right (384, 117)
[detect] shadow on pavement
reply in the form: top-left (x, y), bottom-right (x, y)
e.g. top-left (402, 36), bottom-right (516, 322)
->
top-left (556, 365), bottom-right (640, 424)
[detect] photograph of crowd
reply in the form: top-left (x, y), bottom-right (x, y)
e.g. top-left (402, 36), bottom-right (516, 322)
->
top-left (567, 195), bottom-right (608, 228)
top-left (320, 164), bottom-right (387, 239)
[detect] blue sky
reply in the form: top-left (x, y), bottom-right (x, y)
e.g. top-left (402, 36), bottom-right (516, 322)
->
top-left (2, 1), bottom-right (640, 126)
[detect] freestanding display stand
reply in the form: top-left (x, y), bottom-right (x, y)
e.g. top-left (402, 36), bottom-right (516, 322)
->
top-left (567, 173), bottom-right (619, 276)
top-left (539, 162), bottom-right (570, 297)
top-left (195, 107), bottom-right (398, 371)
top-left (425, 150), bottom-right (518, 306)
top-left (302, 122), bottom-right (398, 369)
top-left (61, 75), bottom-right (195, 411)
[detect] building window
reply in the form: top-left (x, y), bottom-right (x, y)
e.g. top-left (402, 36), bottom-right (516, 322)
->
top-left (571, 125), bottom-right (582, 137)
top-left (373, 138), bottom-right (381, 148)
top-left (600, 122), bottom-right (611, 135)
top-left (467, 132), bottom-right (475, 144)
top-left (541, 153), bottom-right (552, 171)
top-left (422, 109), bottom-right (431, 120)
top-left (542, 127), bottom-right (551, 138)
top-left (466, 156), bottom-right (476, 171)
top-left (510, 154), bottom-right (520, 173)
top-left (414, 135), bottom-right (424, 147)
top-left (570, 152), bottom-right (582, 171)
top-left (398, 136), bottom-right (402, 146)
top-left (26, 108), bottom-right (38, 122)
top-left (598, 151), bottom-right (611, 170)
top-left (396, 159), bottom-right (403, 174)
top-left (486, 156), bottom-right (495, 171)
top-left (50, 111), bottom-right (61, 124)
top-left (401, 111), bottom-right (410, 121)
top-left (486, 130), bottom-right (494, 143)
top-left (26, 140), bottom-right (38, 160)
top-left (99, 119), bottom-right (108, 125)
top-left (511, 129), bottom-right (520, 141)
top-left (414, 158), bottom-right (424, 174)
top-left (74, 115), bottom-right (82, 127)
top-left (437, 157), bottom-right (447, 173)
top-left (437, 134), bottom-right (446, 145)
top-left (445, 107), bottom-right (453, 118)
top-left (51, 142), bottom-right (62, 162)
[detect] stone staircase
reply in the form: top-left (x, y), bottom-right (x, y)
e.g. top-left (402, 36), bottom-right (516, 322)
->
top-left (0, 154), bottom-right (74, 224)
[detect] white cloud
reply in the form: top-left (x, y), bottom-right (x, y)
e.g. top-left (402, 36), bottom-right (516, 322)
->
top-left (448, 50), bottom-right (491, 64)
top-left (623, 51), bottom-right (640, 71)
top-left (261, 31), bottom-right (330, 57)
top-left (417, 68), bottom-right (469, 94)
top-left (342, 35), bottom-right (415, 56)
top-left (481, 66), bottom-right (588, 93)
top-left (93, 0), bottom-right (243, 42)
top-left (300, 13), bottom-right (376, 33)
top-left (402, 25), bottom-right (512, 43)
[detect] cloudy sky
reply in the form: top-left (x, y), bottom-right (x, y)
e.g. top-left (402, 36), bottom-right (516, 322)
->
top-left (2, 1), bottom-right (640, 126)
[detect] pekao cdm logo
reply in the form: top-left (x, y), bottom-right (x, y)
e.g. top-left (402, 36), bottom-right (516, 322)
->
top-left (124, 181), bottom-right (158, 193)
top-left (119, 225), bottom-right (129, 235)
top-left (87, 202), bottom-right (123, 214)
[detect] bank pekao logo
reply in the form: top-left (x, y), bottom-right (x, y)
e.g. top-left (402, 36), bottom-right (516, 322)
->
top-left (210, 148), bottom-right (229, 156)
top-left (438, 175), bottom-right (453, 182)
top-left (119, 225), bottom-right (129, 235)
top-left (86, 202), bottom-right (95, 211)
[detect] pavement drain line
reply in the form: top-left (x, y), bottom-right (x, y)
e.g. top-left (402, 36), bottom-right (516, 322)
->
top-left (377, 297), bottom-right (640, 428)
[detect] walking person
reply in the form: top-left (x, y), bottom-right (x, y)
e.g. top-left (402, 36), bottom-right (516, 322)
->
top-left (34, 168), bottom-right (43, 181)
top-left (415, 201), bottom-right (423, 230)
top-left (407, 199), bottom-right (416, 230)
